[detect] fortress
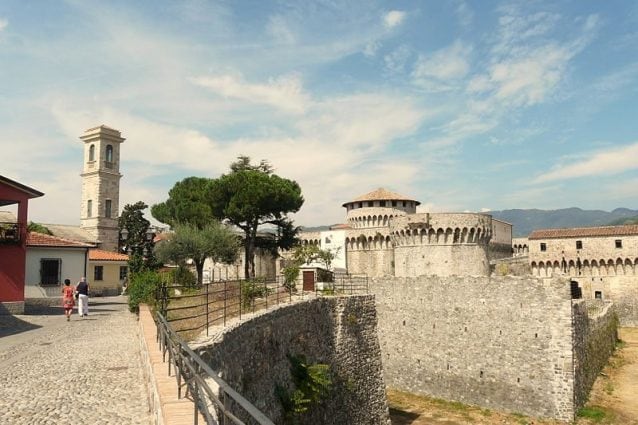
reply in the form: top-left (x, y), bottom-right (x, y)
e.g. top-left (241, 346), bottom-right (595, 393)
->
top-left (293, 188), bottom-right (509, 279)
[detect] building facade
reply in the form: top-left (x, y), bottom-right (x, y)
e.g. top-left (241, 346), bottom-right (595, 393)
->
top-left (527, 225), bottom-right (638, 325)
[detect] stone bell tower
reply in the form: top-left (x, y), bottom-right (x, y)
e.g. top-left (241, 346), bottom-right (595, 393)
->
top-left (79, 125), bottom-right (124, 252)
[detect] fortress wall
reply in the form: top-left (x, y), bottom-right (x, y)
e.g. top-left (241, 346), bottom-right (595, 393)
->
top-left (394, 244), bottom-right (490, 276)
top-left (371, 275), bottom-right (577, 421)
top-left (572, 300), bottom-right (618, 410)
top-left (194, 296), bottom-right (389, 425)
top-left (346, 249), bottom-right (394, 277)
top-left (570, 276), bottom-right (638, 326)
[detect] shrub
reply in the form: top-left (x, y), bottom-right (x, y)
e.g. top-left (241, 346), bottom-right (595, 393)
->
top-left (170, 266), bottom-right (197, 288)
top-left (241, 279), bottom-right (271, 308)
top-left (127, 270), bottom-right (162, 313)
top-left (282, 265), bottom-right (299, 291)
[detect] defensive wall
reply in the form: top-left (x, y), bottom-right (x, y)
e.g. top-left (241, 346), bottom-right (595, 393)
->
top-left (389, 213), bottom-right (492, 277)
top-left (370, 275), bottom-right (618, 421)
top-left (193, 296), bottom-right (389, 425)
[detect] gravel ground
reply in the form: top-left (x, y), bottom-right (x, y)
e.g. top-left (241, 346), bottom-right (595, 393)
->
top-left (0, 296), bottom-right (151, 425)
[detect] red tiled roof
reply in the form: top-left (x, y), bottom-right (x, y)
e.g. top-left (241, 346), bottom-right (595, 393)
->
top-left (343, 188), bottom-right (420, 207)
top-left (89, 249), bottom-right (129, 261)
top-left (27, 232), bottom-right (95, 248)
top-left (529, 225), bottom-right (638, 240)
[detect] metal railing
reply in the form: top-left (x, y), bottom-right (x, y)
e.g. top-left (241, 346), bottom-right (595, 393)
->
top-left (156, 275), bottom-right (369, 338)
top-left (155, 313), bottom-right (275, 425)
top-left (0, 222), bottom-right (21, 244)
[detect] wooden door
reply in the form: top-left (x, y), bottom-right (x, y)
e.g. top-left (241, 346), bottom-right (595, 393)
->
top-left (302, 271), bottom-right (315, 291)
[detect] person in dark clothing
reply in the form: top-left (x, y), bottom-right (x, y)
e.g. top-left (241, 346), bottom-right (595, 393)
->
top-left (76, 277), bottom-right (90, 317)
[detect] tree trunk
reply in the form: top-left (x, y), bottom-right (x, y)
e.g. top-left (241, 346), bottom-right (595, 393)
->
top-left (243, 228), bottom-right (251, 279)
top-left (195, 259), bottom-right (204, 286)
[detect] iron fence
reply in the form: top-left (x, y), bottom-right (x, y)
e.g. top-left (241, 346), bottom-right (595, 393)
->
top-left (156, 275), bottom-right (369, 338)
top-left (155, 312), bottom-right (275, 425)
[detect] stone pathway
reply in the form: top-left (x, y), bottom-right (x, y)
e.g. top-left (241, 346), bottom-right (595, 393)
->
top-left (0, 296), bottom-right (151, 424)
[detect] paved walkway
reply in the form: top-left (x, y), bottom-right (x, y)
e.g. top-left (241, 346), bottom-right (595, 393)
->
top-left (0, 296), bottom-right (151, 424)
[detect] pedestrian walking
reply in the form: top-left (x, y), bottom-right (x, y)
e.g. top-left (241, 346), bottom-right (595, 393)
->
top-left (61, 279), bottom-right (75, 321)
top-left (76, 277), bottom-right (90, 317)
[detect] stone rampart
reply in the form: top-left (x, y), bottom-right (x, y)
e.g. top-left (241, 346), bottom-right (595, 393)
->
top-left (371, 275), bottom-right (590, 421)
top-left (572, 300), bottom-right (618, 410)
top-left (194, 296), bottom-right (389, 425)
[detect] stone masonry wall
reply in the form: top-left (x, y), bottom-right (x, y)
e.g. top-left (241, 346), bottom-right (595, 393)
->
top-left (572, 300), bottom-right (618, 410)
top-left (371, 275), bottom-right (577, 421)
top-left (194, 296), bottom-right (389, 425)
top-left (346, 249), bottom-right (394, 277)
top-left (394, 244), bottom-right (490, 277)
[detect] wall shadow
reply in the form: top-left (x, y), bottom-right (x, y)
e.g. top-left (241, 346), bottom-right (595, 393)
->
top-left (388, 407), bottom-right (420, 424)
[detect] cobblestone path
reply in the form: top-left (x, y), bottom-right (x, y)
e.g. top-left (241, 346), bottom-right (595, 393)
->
top-left (0, 297), bottom-right (151, 425)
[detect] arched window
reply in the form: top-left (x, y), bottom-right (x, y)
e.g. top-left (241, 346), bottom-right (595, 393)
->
top-left (89, 144), bottom-right (95, 161)
top-left (106, 145), bottom-right (113, 163)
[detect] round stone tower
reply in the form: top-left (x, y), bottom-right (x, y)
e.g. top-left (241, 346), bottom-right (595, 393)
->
top-left (390, 213), bottom-right (492, 277)
top-left (79, 125), bottom-right (124, 252)
top-left (343, 188), bottom-right (420, 277)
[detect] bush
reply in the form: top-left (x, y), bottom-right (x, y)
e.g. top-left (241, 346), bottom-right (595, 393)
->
top-left (241, 279), bottom-right (271, 308)
top-left (127, 270), bottom-right (162, 313)
top-left (170, 266), bottom-right (197, 287)
top-left (282, 265), bottom-right (299, 291)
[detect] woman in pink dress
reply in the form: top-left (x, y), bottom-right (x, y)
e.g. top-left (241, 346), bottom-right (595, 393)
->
top-left (61, 279), bottom-right (75, 321)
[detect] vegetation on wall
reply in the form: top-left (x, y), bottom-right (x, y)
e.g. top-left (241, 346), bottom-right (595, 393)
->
top-left (276, 354), bottom-right (332, 424)
top-left (127, 270), bottom-right (162, 312)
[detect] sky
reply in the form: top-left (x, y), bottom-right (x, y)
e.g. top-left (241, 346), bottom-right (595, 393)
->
top-left (1, 0), bottom-right (638, 228)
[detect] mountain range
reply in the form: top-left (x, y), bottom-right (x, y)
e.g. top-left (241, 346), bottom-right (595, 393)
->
top-left (490, 208), bottom-right (638, 237)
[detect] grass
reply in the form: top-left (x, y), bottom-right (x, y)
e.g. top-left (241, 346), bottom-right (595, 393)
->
top-left (577, 406), bottom-right (608, 422)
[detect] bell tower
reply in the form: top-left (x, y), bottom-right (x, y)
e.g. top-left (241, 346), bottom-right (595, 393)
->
top-left (79, 125), bottom-right (124, 252)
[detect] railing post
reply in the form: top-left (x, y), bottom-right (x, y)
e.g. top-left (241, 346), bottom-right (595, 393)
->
top-left (264, 279), bottom-right (268, 310)
top-left (206, 282), bottom-right (209, 337)
top-left (223, 279), bottom-right (227, 327)
top-left (239, 279), bottom-right (242, 321)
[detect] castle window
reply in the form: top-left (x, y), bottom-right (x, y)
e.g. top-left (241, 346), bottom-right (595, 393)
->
top-left (87, 200), bottom-right (92, 218)
top-left (392, 201), bottom-right (397, 207)
top-left (94, 265), bottom-right (104, 281)
top-left (615, 239), bottom-right (622, 248)
top-left (105, 200), bottom-right (112, 218)
top-left (595, 291), bottom-right (602, 299)
top-left (576, 240), bottom-right (583, 250)
top-left (367, 201), bottom-right (372, 207)
top-left (540, 243), bottom-right (546, 252)
top-left (89, 144), bottom-right (95, 161)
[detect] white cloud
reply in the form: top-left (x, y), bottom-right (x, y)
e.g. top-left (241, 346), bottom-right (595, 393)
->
top-left (533, 142), bottom-right (638, 184)
top-left (384, 10), bottom-right (406, 29)
top-left (363, 41), bottom-right (381, 57)
top-left (384, 45), bottom-right (411, 73)
top-left (0, 18), bottom-right (7, 31)
top-left (267, 15), bottom-right (296, 45)
top-left (455, 1), bottom-right (473, 27)
top-left (412, 40), bottom-right (472, 90)
top-left (192, 73), bottom-right (310, 114)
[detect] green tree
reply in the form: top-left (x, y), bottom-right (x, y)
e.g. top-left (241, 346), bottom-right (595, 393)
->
top-left (151, 177), bottom-right (214, 229)
top-left (119, 201), bottom-right (159, 273)
top-left (27, 222), bottom-right (52, 235)
top-left (154, 222), bottom-right (239, 285)
top-left (209, 156), bottom-right (304, 278)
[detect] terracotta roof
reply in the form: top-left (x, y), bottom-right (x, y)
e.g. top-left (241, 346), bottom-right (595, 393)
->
top-left (27, 232), bottom-right (95, 248)
top-left (529, 225), bottom-right (638, 240)
top-left (89, 249), bottom-right (129, 261)
top-left (343, 188), bottom-right (420, 207)
top-left (330, 223), bottom-right (352, 230)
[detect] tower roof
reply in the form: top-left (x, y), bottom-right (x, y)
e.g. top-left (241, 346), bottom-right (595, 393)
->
top-left (80, 125), bottom-right (125, 142)
top-left (343, 187), bottom-right (420, 207)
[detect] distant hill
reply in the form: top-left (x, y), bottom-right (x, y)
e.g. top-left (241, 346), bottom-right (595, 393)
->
top-left (607, 215), bottom-right (638, 226)
top-left (490, 208), bottom-right (638, 237)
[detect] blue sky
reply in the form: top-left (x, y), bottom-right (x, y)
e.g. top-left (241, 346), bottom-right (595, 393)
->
top-left (1, 0), bottom-right (638, 227)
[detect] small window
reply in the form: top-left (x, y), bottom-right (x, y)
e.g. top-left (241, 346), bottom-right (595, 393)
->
top-left (89, 144), bottom-right (95, 161)
top-left (615, 239), bottom-right (622, 249)
top-left (94, 265), bottom-right (104, 281)
top-left (594, 291), bottom-right (602, 300)
top-left (540, 243), bottom-right (547, 252)
top-left (87, 200), bottom-right (92, 218)
top-left (367, 201), bottom-right (373, 207)
top-left (576, 240), bottom-right (583, 250)
top-left (40, 258), bottom-right (61, 285)
top-left (105, 200), bottom-right (112, 218)
top-left (106, 144), bottom-right (113, 163)
top-left (392, 201), bottom-right (397, 207)
top-left (119, 266), bottom-right (128, 280)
